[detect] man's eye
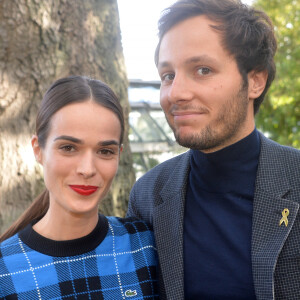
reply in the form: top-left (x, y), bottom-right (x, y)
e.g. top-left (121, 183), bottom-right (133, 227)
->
top-left (197, 67), bottom-right (211, 75)
top-left (161, 73), bottom-right (175, 82)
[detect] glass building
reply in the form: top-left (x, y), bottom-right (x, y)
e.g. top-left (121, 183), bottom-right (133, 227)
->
top-left (128, 79), bottom-right (186, 178)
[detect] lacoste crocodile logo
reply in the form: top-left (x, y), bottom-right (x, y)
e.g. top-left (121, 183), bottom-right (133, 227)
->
top-left (125, 289), bottom-right (137, 297)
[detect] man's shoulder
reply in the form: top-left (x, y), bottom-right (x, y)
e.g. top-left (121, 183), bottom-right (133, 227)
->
top-left (135, 150), bottom-right (190, 185)
top-left (128, 151), bottom-right (190, 221)
top-left (259, 133), bottom-right (300, 186)
top-left (260, 132), bottom-right (300, 160)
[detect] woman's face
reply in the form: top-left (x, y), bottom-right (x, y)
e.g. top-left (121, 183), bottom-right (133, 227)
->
top-left (32, 100), bottom-right (122, 218)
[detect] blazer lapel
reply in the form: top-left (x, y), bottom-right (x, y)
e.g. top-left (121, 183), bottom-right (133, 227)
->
top-left (153, 151), bottom-right (190, 300)
top-left (252, 135), bottom-right (299, 300)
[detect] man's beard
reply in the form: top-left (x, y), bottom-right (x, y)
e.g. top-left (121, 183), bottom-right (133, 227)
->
top-left (168, 83), bottom-right (250, 152)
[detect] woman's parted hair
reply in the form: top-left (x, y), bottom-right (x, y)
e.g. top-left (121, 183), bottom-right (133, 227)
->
top-left (37, 75), bottom-right (124, 148)
top-left (0, 76), bottom-right (124, 242)
top-left (154, 0), bottom-right (277, 114)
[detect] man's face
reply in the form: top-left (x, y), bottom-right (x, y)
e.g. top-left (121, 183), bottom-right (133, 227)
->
top-left (157, 15), bottom-right (255, 153)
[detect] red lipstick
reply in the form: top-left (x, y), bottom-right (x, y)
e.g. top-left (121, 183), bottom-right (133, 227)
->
top-left (69, 185), bottom-right (98, 196)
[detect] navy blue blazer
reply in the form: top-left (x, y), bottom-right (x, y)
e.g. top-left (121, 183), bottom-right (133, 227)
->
top-left (128, 133), bottom-right (300, 300)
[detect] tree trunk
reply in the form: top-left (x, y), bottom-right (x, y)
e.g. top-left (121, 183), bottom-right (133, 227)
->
top-left (0, 0), bottom-right (135, 233)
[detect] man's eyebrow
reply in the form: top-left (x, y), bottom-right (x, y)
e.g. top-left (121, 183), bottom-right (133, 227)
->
top-left (157, 61), bottom-right (171, 70)
top-left (184, 55), bottom-right (218, 65)
top-left (158, 55), bottom-right (218, 69)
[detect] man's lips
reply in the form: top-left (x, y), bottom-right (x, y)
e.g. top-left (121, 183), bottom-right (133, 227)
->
top-left (69, 185), bottom-right (98, 196)
top-left (172, 111), bottom-right (206, 121)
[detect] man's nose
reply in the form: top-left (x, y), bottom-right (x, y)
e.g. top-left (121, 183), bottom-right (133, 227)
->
top-left (76, 151), bottom-right (96, 179)
top-left (167, 74), bottom-right (194, 104)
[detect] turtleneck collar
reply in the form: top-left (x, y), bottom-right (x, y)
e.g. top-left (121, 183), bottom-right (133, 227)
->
top-left (190, 128), bottom-right (260, 193)
top-left (19, 214), bottom-right (108, 257)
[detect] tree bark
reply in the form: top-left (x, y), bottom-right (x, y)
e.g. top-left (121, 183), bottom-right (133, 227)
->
top-left (0, 0), bottom-right (135, 233)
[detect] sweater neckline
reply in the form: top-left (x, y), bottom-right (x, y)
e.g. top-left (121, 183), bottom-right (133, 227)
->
top-left (189, 129), bottom-right (260, 193)
top-left (191, 128), bottom-right (260, 165)
top-left (19, 214), bottom-right (108, 257)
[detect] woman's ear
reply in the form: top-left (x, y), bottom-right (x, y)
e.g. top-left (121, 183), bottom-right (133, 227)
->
top-left (248, 70), bottom-right (268, 100)
top-left (31, 135), bottom-right (43, 165)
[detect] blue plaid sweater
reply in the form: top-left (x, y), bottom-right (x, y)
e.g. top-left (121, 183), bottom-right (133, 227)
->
top-left (0, 215), bottom-right (158, 299)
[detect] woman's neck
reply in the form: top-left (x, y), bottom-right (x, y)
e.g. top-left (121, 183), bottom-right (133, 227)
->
top-left (33, 209), bottom-right (99, 241)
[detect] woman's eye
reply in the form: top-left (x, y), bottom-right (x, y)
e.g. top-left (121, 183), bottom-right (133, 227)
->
top-left (197, 67), bottom-right (211, 76)
top-left (98, 149), bottom-right (115, 156)
top-left (60, 145), bottom-right (75, 152)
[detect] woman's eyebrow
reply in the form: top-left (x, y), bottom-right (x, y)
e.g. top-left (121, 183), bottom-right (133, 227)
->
top-left (54, 136), bottom-right (120, 147)
top-left (98, 140), bottom-right (120, 147)
top-left (54, 135), bottom-right (83, 144)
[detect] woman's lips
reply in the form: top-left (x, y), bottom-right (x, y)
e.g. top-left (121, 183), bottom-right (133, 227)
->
top-left (69, 185), bottom-right (98, 196)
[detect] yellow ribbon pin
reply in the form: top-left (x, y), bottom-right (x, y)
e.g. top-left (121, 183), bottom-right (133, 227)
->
top-left (279, 208), bottom-right (289, 227)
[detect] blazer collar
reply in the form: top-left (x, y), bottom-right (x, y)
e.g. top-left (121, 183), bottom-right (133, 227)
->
top-left (153, 151), bottom-right (190, 300)
top-left (252, 133), bottom-right (299, 300)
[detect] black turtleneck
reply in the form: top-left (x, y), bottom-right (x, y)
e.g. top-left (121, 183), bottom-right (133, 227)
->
top-left (184, 129), bottom-right (260, 299)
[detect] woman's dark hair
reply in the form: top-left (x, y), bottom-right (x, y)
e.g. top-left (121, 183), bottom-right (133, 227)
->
top-left (154, 0), bottom-right (277, 114)
top-left (0, 76), bottom-right (124, 242)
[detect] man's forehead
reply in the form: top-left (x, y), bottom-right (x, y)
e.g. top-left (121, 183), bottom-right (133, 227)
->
top-left (157, 55), bottom-right (219, 69)
top-left (157, 16), bottom-right (228, 68)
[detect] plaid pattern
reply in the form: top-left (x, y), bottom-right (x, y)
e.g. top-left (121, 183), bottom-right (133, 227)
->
top-left (0, 217), bottom-right (158, 299)
top-left (128, 132), bottom-right (300, 300)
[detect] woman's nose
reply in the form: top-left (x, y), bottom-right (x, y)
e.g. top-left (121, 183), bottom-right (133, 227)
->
top-left (76, 151), bottom-right (96, 179)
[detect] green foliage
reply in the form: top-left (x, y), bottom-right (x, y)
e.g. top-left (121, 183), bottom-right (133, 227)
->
top-left (254, 0), bottom-right (300, 148)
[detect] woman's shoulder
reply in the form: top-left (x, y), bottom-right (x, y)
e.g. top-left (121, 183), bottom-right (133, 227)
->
top-left (106, 216), bottom-right (153, 233)
top-left (0, 233), bottom-right (21, 272)
top-left (103, 216), bottom-right (157, 268)
top-left (0, 233), bottom-right (20, 250)
top-left (105, 216), bottom-right (155, 247)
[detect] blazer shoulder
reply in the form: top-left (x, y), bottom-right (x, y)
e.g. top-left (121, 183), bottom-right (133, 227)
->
top-left (128, 150), bottom-right (190, 222)
top-left (134, 150), bottom-right (190, 188)
top-left (259, 133), bottom-right (300, 188)
top-left (260, 133), bottom-right (300, 161)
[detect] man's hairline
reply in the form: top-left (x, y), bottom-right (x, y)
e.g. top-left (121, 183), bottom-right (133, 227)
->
top-left (155, 14), bottom-right (228, 66)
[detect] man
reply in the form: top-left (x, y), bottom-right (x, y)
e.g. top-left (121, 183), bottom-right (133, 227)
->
top-left (127, 0), bottom-right (300, 299)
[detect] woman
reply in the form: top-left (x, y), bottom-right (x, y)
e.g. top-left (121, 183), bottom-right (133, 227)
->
top-left (0, 76), bottom-right (158, 299)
